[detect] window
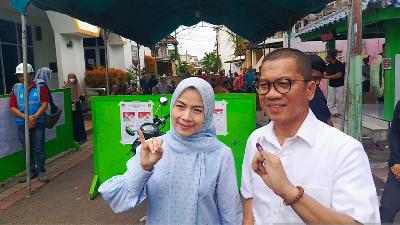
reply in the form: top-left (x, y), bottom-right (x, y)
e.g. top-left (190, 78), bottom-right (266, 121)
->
top-left (0, 19), bottom-right (34, 94)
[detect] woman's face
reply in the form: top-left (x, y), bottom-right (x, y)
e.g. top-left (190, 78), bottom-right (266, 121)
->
top-left (171, 88), bottom-right (205, 137)
top-left (68, 75), bottom-right (76, 83)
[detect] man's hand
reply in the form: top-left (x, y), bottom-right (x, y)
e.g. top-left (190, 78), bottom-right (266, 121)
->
top-left (29, 115), bottom-right (37, 124)
top-left (138, 130), bottom-right (163, 171)
top-left (391, 164), bottom-right (400, 182)
top-left (251, 148), bottom-right (297, 201)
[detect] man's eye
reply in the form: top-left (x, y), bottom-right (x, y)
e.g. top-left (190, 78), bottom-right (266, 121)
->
top-left (276, 81), bottom-right (290, 87)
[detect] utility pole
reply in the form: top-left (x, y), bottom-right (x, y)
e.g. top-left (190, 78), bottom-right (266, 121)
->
top-left (344, 0), bottom-right (363, 141)
top-left (215, 26), bottom-right (220, 71)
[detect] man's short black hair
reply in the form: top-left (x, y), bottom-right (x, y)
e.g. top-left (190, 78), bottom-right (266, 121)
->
top-left (326, 49), bottom-right (338, 59)
top-left (261, 48), bottom-right (311, 80)
top-left (309, 54), bottom-right (327, 73)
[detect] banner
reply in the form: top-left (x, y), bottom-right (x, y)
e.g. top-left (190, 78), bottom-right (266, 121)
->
top-left (0, 92), bottom-right (65, 158)
top-left (214, 100), bottom-right (228, 136)
top-left (120, 101), bottom-right (153, 145)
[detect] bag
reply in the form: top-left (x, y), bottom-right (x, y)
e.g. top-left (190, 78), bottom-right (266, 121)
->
top-left (45, 106), bottom-right (62, 129)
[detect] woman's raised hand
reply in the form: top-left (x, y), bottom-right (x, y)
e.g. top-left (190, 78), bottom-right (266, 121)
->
top-left (138, 130), bottom-right (164, 171)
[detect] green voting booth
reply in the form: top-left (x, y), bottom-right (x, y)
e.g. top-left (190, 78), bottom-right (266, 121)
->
top-left (88, 93), bottom-right (256, 199)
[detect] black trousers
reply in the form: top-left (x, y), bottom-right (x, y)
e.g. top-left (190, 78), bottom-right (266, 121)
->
top-left (380, 170), bottom-right (400, 223)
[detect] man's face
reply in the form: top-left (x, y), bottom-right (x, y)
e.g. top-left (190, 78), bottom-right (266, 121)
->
top-left (325, 55), bottom-right (334, 64)
top-left (17, 73), bottom-right (33, 83)
top-left (259, 58), bottom-right (316, 126)
top-left (311, 69), bottom-right (323, 85)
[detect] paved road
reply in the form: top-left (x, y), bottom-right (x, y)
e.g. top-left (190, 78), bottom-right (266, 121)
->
top-left (0, 153), bottom-right (147, 225)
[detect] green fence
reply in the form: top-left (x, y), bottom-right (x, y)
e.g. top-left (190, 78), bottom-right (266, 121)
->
top-left (0, 88), bottom-right (78, 181)
top-left (88, 93), bottom-right (256, 199)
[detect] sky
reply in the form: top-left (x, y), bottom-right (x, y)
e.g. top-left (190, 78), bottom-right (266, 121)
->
top-left (172, 22), bottom-right (217, 60)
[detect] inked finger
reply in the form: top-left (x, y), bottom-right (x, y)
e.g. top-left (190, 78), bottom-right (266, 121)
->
top-left (138, 130), bottom-right (146, 146)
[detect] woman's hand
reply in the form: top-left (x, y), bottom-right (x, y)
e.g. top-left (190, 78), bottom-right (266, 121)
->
top-left (138, 130), bottom-right (164, 171)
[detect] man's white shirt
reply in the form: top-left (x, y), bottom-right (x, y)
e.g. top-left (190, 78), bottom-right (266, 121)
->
top-left (241, 110), bottom-right (380, 224)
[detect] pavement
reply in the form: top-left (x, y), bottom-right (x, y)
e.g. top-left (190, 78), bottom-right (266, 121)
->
top-left (0, 111), bottom-right (399, 223)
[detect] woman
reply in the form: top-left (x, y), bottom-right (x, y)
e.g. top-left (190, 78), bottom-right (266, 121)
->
top-left (99, 77), bottom-right (242, 224)
top-left (64, 73), bottom-right (87, 144)
top-left (34, 67), bottom-right (57, 114)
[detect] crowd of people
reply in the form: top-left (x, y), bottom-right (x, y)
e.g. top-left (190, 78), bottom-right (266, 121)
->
top-left (109, 67), bottom-right (259, 96)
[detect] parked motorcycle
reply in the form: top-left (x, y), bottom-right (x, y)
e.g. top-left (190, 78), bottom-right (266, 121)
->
top-left (126, 97), bottom-right (169, 155)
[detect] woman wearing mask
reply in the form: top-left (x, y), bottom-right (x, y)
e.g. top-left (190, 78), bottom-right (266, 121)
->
top-left (99, 77), bottom-right (242, 225)
top-left (64, 73), bottom-right (87, 144)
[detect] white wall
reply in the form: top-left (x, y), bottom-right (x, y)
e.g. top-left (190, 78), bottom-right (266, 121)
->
top-left (53, 33), bottom-right (86, 87)
top-left (218, 28), bottom-right (240, 74)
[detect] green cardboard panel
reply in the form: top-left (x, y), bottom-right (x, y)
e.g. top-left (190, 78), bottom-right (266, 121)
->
top-left (91, 94), bottom-right (256, 190)
top-left (0, 88), bottom-right (76, 181)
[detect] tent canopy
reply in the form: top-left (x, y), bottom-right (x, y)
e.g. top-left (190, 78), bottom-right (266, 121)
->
top-left (13, 0), bottom-right (330, 46)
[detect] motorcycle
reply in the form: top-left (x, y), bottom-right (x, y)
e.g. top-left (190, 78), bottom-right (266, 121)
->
top-left (126, 97), bottom-right (170, 155)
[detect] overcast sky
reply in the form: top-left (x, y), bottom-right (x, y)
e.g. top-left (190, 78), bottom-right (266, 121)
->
top-left (172, 22), bottom-right (216, 60)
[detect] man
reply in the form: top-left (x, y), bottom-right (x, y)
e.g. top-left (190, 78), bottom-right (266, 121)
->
top-left (245, 68), bottom-right (256, 93)
top-left (9, 63), bottom-right (50, 183)
top-left (309, 54), bottom-right (334, 126)
top-left (380, 100), bottom-right (400, 223)
top-left (362, 56), bottom-right (371, 93)
top-left (324, 49), bottom-right (345, 118)
top-left (241, 48), bottom-right (380, 224)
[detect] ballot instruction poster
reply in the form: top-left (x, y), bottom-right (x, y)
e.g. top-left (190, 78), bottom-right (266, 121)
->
top-left (214, 100), bottom-right (228, 136)
top-left (120, 101), bottom-right (153, 144)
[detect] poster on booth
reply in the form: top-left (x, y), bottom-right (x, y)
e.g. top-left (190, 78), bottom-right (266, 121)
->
top-left (120, 101), bottom-right (153, 144)
top-left (214, 100), bottom-right (228, 136)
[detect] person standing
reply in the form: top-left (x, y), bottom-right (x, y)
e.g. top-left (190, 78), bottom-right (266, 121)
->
top-left (380, 100), bottom-right (400, 223)
top-left (10, 63), bottom-right (50, 183)
top-left (99, 77), bottom-right (242, 224)
top-left (362, 56), bottom-right (371, 93)
top-left (242, 48), bottom-right (380, 224)
top-left (324, 50), bottom-right (345, 118)
top-left (309, 54), bottom-right (334, 126)
top-left (64, 73), bottom-right (87, 145)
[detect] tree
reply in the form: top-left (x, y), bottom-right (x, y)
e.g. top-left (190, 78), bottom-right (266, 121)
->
top-left (177, 61), bottom-right (192, 75)
top-left (201, 52), bottom-right (221, 72)
top-left (144, 55), bottom-right (157, 74)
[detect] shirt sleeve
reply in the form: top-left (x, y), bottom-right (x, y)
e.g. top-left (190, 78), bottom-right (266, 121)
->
top-left (98, 148), bottom-right (153, 213)
top-left (40, 86), bottom-right (49, 103)
top-left (216, 148), bottom-right (243, 225)
top-left (332, 141), bottom-right (380, 224)
top-left (240, 137), bottom-right (254, 199)
top-left (9, 91), bottom-right (17, 108)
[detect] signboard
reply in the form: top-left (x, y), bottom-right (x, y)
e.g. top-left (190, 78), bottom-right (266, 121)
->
top-left (214, 100), bottom-right (228, 136)
top-left (383, 58), bottom-right (392, 70)
top-left (120, 101), bottom-right (153, 144)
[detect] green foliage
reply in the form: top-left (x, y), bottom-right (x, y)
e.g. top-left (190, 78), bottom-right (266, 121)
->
top-left (170, 51), bottom-right (181, 61)
top-left (126, 66), bottom-right (139, 84)
top-left (201, 51), bottom-right (221, 72)
top-left (177, 61), bottom-right (192, 75)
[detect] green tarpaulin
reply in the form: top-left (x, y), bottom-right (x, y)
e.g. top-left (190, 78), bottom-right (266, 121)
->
top-left (23, 0), bottom-right (330, 46)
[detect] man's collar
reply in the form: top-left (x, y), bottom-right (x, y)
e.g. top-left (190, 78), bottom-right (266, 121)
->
top-left (259, 109), bottom-right (318, 148)
top-left (295, 109), bottom-right (318, 147)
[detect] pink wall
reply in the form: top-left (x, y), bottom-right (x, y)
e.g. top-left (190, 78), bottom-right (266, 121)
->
top-left (289, 37), bottom-right (385, 96)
